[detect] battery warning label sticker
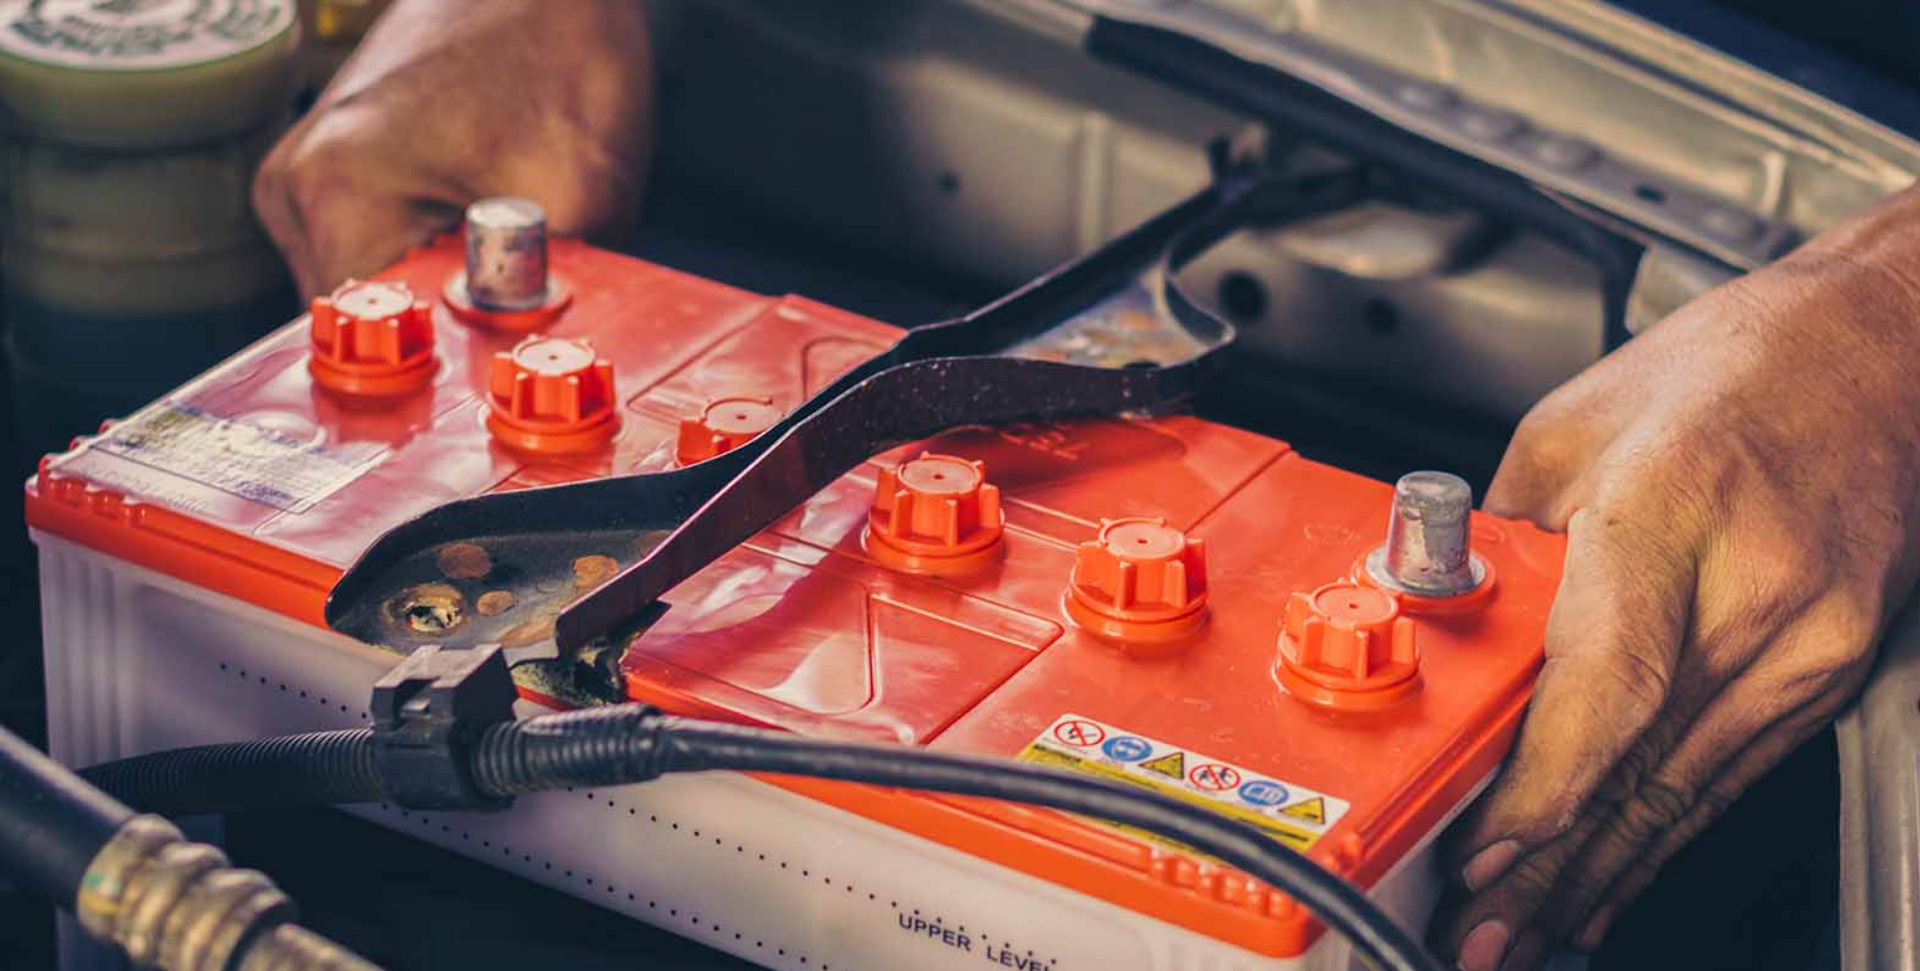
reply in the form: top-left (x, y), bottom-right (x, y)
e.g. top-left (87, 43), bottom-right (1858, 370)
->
top-left (1020, 714), bottom-right (1349, 852)
top-left (76, 402), bottom-right (385, 514)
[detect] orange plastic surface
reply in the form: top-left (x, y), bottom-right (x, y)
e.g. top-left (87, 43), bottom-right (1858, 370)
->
top-left (864, 453), bottom-right (1005, 576)
top-left (676, 395), bottom-right (783, 466)
top-left (24, 236), bottom-right (1568, 958)
top-left (308, 280), bottom-right (437, 397)
top-left (485, 335), bottom-right (620, 453)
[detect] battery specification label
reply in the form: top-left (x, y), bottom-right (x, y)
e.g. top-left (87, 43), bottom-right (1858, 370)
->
top-left (76, 401), bottom-right (385, 514)
top-left (1019, 714), bottom-right (1349, 853)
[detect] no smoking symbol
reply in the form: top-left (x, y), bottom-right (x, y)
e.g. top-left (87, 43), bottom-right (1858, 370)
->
top-left (1053, 719), bottom-right (1106, 748)
top-left (1189, 763), bottom-right (1240, 791)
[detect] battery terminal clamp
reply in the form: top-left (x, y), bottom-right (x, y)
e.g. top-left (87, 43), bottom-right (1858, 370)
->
top-left (370, 644), bottom-right (519, 810)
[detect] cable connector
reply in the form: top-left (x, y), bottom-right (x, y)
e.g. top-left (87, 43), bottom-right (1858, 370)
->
top-left (370, 645), bottom-right (518, 810)
top-left (77, 814), bottom-right (385, 971)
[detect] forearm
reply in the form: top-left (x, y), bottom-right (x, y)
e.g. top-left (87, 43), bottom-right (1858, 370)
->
top-left (1749, 186), bottom-right (1920, 481)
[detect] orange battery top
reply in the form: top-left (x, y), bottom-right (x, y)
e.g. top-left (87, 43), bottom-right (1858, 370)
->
top-left (24, 237), bottom-right (1566, 958)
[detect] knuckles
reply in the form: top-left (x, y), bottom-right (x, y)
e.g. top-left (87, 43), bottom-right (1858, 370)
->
top-left (1612, 776), bottom-right (1694, 846)
top-left (1504, 405), bottom-right (1587, 481)
top-left (1499, 841), bottom-right (1571, 902)
top-left (255, 113), bottom-right (364, 233)
top-left (1487, 403), bottom-right (1596, 524)
top-left (1776, 591), bottom-right (1882, 698)
top-left (1587, 644), bottom-right (1675, 740)
top-left (272, 135), bottom-right (346, 223)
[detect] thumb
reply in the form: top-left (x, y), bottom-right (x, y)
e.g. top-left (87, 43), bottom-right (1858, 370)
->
top-left (1450, 504), bottom-right (1695, 881)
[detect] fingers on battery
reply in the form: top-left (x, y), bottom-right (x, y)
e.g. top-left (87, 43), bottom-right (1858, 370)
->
top-left (1448, 506), bottom-right (1695, 877)
top-left (1556, 604), bottom-right (1872, 948)
top-left (254, 145), bottom-right (456, 299)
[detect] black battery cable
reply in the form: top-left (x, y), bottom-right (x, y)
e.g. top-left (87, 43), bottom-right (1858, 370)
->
top-left (75, 646), bottom-right (1446, 971)
top-left (0, 724), bottom-right (387, 971)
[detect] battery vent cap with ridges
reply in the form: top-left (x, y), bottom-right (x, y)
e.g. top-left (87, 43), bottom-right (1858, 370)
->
top-left (485, 335), bottom-right (618, 453)
top-left (1276, 581), bottom-right (1420, 711)
top-left (865, 453), bottom-right (1005, 575)
top-left (676, 395), bottom-right (783, 465)
top-left (308, 279), bottom-right (437, 397)
top-left (1065, 517), bottom-right (1208, 645)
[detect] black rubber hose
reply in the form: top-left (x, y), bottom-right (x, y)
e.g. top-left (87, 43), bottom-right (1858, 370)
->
top-left (0, 726), bottom-right (133, 906)
top-left (79, 729), bottom-right (384, 816)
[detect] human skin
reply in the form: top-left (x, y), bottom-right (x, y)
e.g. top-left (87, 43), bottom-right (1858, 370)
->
top-left (1436, 187), bottom-right (1920, 970)
top-left (252, 0), bottom-right (655, 299)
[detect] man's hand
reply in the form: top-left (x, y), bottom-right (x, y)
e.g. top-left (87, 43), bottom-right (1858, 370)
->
top-left (254, 0), bottom-right (655, 298)
top-left (1436, 191), bottom-right (1920, 970)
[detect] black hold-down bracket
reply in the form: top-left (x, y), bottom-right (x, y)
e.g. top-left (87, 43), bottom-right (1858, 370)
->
top-left (325, 163), bottom-right (1364, 665)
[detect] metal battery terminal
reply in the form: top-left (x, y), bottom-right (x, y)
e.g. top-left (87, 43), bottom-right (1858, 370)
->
top-left (443, 197), bottom-right (573, 331)
top-left (1361, 470), bottom-right (1493, 610)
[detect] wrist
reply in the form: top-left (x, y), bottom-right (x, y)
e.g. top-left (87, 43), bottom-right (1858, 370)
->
top-left (1773, 194), bottom-right (1920, 428)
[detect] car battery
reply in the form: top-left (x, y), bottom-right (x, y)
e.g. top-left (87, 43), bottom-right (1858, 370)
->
top-left (29, 197), bottom-right (1566, 971)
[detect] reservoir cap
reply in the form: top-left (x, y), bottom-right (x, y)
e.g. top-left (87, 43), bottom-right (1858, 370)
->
top-left (0, 0), bottom-right (300, 148)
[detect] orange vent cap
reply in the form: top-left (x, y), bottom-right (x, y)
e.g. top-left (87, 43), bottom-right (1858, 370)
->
top-left (1065, 517), bottom-right (1208, 645)
top-left (485, 335), bottom-right (618, 453)
top-left (676, 396), bottom-right (783, 465)
top-left (308, 279), bottom-right (436, 396)
top-left (866, 453), bottom-right (1005, 575)
top-left (1276, 582), bottom-right (1420, 710)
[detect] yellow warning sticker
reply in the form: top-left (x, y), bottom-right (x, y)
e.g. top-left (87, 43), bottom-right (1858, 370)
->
top-left (1140, 751), bottom-right (1185, 780)
top-left (1281, 797), bottom-right (1327, 825)
top-left (1018, 714), bottom-right (1349, 853)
